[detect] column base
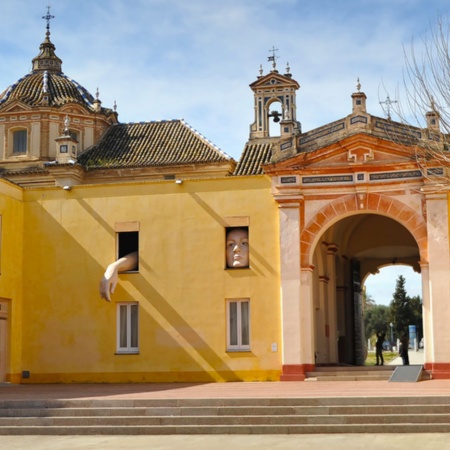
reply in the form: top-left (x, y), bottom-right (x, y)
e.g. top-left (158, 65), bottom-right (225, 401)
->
top-left (424, 362), bottom-right (450, 379)
top-left (280, 364), bottom-right (315, 381)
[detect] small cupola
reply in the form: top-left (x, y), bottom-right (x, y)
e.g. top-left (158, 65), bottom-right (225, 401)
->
top-left (351, 78), bottom-right (367, 114)
top-left (31, 6), bottom-right (62, 73)
top-left (426, 99), bottom-right (440, 132)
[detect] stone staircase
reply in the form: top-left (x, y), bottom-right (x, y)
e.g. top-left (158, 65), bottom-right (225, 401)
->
top-left (305, 365), bottom-right (432, 381)
top-left (1, 396), bottom-right (450, 435)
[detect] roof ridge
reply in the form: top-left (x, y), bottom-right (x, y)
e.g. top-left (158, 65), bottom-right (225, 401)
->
top-left (120, 119), bottom-right (182, 125)
top-left (179, 118), bottom-right (233, 161)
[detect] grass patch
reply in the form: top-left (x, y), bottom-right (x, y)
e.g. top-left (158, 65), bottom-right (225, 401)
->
top-left (365, 351), bottom-right (398, 366)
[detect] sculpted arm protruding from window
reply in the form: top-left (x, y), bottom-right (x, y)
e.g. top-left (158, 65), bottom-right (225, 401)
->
top-left (99, 251), bottom-right (138, 302)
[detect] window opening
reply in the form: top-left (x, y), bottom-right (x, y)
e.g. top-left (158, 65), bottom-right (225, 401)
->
top-left (13, 130), bottom-right (27, 154)
top-left (117, 231), bottom-right (139, 271)
top-left (116, 303), bottom-right (139, 353)
top-left (227, 299), bottom-right (250, 351)
top-left (225, 226), bottom-right (249, 269)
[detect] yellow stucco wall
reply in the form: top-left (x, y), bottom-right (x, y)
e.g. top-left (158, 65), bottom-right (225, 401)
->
top-left (0, 179), bottom-right (24, 383)
top-left (18, 175), bottom-right (282, 383)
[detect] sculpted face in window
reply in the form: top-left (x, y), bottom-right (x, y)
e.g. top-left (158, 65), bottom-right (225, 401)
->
top-left (226, 227), bottom-right (249, 268)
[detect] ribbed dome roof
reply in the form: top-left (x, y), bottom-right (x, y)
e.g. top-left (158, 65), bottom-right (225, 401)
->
top-left (0, 72), bottom-right (96, 110)
top-left (0, 26), bottom-right (99, 112)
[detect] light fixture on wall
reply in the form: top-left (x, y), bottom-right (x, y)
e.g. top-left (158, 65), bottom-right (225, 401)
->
top-left (175, 179), bottom-right (183, 185)
top-left (62, 185), bottom-right (72, 191)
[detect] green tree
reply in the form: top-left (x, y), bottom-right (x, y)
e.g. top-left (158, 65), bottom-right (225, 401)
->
top-left (363, 291), bottom-right (375, 311)
top-left (364, 305), bottom-right (390, 341)
top-left (389, 275), bottom-right (422, 340)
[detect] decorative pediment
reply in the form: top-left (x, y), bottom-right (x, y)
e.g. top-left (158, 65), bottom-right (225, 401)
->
top-left (266, 133), bottom-right (416, 173)
top-left (60, 104), bottom-right (91, 115)
top-left (0, 100), bottom-right (32, 113)
top-left (249, 72), bottom-right (300, 91)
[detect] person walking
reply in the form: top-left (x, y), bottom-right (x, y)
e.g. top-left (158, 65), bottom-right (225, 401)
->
top-left (375, 331), bottom-right (385, 366)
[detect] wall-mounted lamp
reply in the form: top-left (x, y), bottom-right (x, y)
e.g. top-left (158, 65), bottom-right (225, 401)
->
top-left (62, 185), bottom-right (72, 191)
top-left (175, 179), bottom-right (183, 185)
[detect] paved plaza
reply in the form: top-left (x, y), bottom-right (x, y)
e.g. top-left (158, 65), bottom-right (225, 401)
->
top-left (3, 350), bottom-right (450, 450)
top-left (2, 433), bottom-right (450, 450)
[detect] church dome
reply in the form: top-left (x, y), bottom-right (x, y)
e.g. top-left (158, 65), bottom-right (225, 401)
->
top-left (0, 21), bottom-right (99, 113)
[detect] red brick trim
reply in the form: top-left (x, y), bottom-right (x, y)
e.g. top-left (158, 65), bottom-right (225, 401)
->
top-left (300, 193), bottom-right (428, 268)
top-left (280, 364), bottom-right (315, 381)
top-left (425, 362), bottom-right (450, 379)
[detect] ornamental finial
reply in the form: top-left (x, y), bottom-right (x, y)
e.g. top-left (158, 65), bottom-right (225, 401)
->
top-left (268, 46), bottom-right (279, 71)
top-left (42, 5), bottom-right (55, 39)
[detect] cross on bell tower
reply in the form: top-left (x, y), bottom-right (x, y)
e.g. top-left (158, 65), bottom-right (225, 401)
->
top-left (267, 46), bottom-right (279, 72)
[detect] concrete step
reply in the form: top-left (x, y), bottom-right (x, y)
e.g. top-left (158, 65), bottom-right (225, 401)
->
top-left (2, 404), bottom-right (450, 417)
top-left (1, 396), bottom-right (449, 435)
top-left (2, 412), bottom-right (450, 426)
top-left (2, 423), bottom-right (450, 435)
top-left (305, 366), bottom-right (432, 381)
top-left (3, 395), bottom-right (450, 408)
top-left (306, 373), bottom-right (393, 381)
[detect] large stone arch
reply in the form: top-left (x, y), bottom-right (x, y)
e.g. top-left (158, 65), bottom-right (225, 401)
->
top-left (300, 193), bottom-right (428, 268)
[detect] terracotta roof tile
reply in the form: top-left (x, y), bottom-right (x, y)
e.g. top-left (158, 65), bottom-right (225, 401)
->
top-left (233, 142), bottom-right (273, 175)
top-left (78, 120), bottom-right (232, 169)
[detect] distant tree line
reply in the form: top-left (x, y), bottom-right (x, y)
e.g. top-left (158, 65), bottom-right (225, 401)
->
top-left (364, 274), bottom-right (422, 344)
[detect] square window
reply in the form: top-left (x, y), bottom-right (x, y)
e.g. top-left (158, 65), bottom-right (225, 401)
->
top-left (117, 231), bottom-right (139, 272)
top-left (226, 299), bottom-right (250, 351)
top-left (225, 227), bottom-right (249, 269)
top-left (59, 144), bottom-right (68, 153)
top-left (116, 303), bottom-right (139, 353)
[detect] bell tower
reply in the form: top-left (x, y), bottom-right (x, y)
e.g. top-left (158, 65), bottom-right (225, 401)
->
top-left (249, 49), bottom-right (301, 141)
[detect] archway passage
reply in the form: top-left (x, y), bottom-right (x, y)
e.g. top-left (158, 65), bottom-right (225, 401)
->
top-left (312, 213), bottom-right (421, 367)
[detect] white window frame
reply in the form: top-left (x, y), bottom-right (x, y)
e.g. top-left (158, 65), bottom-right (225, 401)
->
top-left (226, 299), bottom-right (250, 351)
top-left (116, 302), bottom-right (139, 354)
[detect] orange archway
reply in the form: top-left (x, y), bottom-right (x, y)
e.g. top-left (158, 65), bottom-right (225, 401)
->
top-left (301, 192), bottom-right (428, 268)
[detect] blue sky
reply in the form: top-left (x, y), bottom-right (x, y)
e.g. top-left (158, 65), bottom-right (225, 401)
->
top-left (1, 0), bottom-right (439, 303)
top-left (364, 266), bottom-right (422, 306)
top-left (2, 0), bottom-right (449, 159)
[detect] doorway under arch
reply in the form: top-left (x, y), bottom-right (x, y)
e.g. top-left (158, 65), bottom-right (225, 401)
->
top-left (311, 212), bottom-right (421, 367)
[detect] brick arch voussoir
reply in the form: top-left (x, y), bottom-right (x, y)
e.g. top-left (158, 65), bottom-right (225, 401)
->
top-left (300, 193), bottom-right (428, 267)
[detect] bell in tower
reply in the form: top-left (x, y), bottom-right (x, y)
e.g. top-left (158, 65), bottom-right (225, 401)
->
top-left (248, 49), bottom-right (301, 142)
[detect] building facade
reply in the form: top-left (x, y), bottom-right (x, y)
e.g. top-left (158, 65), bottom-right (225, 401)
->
top-left (1, 16), bottom-right (450, 383)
